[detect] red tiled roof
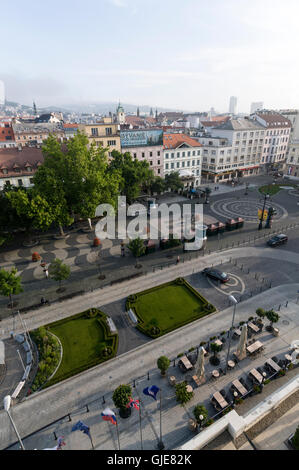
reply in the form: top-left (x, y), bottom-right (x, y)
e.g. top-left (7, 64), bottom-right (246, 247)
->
top-left (63, 123), bottom-right (79, 128)
top-left (0, 123), bottom-right (15, 142)
top-left (0, 147), bottom-right (44, 178)
top-left (163, 133), bottom-right (202, 149)
top-left (255, 112), bottom-right (292, 127)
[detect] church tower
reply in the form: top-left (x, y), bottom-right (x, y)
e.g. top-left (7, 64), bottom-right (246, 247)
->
top-left (116, 102), bottom-right (125, 124)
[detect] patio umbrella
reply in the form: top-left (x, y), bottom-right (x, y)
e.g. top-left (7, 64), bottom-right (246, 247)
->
top-left (236, 324), bottom-right (247, 360)
top-left (195, 346), bottom-right (205, 379)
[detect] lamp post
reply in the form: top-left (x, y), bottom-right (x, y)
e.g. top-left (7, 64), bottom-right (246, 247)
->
top-left (198, 414), bottom-right (204, 430)
top-left (258, 193), bottom-right (269, 230)
top-left (3, 395), bottom-right (25, 450)
top-left (224, 295), bottom-right (238, 375)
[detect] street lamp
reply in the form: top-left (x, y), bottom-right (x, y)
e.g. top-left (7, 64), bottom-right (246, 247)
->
top-left (258, 193), bottom-right (269, 230)
top-left (3, 395), bottom-right (25, 450)
top-left (224, 295), bottom-right (238, 375)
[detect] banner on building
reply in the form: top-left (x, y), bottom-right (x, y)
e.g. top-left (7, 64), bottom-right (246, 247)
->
top-left (120, 129), bottom-right (163, 148)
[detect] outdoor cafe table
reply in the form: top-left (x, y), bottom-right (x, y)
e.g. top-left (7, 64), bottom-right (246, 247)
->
top-left (179, 356), bottom-right (193, 371)
top-left (285, 354), bottom-right (292, 362)
top-left (211, 392), bottom-right (228, 409)
top-left (249, 368), bottom-right (263, 384)
top-left (228, 360), bottom-right (235, 369)
top-left (212, 369), bottom-right (220, 378)
top-left (214, 339), bottom-right (223, 348)
top-left (234, 329), bottom-right (241, 337)
top-left (248, 321), bottom-right (259, 333)
top-left (232, 379), bottom-right (247, 396)
top-left (266, 358), bottom-right (281, 373)
top-left (246, 340), bottom-right (263, 355)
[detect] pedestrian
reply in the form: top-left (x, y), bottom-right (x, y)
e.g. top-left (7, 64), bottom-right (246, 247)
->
top-left (41, 297), bottom-right (46, 305)
top-left (44, 269), bottom-right (49, 279)
top-left (176, 255), bottom-right (180, 264)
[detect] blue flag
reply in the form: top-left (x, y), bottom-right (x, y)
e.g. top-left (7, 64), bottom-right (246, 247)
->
top-left (71, 421), bottom-right (91, 439)
top-left (143, 385), bottom-right (160, 400)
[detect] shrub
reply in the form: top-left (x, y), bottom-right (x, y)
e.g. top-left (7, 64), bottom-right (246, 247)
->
top-left (199, 341), bottom-right (206, 346)
top-left (203, 418), bottom-right (214, 428)
top-left (112, 384), bottom-right (132, 410)
top-left (292, 425), bottom-right (299, 450)
top-left (287, 363), bottom-right (294, 370)
top-left (264, 379), bottom-right (271, 385)
top-left (220, 331), bottom-right (226, 336)
top-left (193, 404), bottom-right (208, 423)
top-left (209, 336), bottom-right (217, 341)
top-left (175, 381), bottom-right (193, 406)
top-left (128, 294), bottom-right (137, 303)
top-left (188, 347), bottom-right (195, 352)
top-left (256, 307), bottom-right (265, 319)
top-left (253, 384), bottom-right (261, 393)
top-left (175, 277), bottom-right (184, 285)
top-left (177, 353), bottom-right (184, 358)
top-left (85, 308), bottom-right (99, 318)
top-left (278, 369), bottom-right (286, 377)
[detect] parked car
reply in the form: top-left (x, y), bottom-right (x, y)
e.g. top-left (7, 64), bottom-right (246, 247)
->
top-left (267, 234), bottom-right (288, 247)
top-left (202, 267), bottom-right (230, 283)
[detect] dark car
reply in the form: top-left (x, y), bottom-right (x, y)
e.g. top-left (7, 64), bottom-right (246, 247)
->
top-left (203, 267), bottom-right (230, 283)
top-left (267, 234), bottom-right (288, 247)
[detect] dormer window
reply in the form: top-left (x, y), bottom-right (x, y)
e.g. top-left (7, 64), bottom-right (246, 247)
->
top-left (2, 168), bottom-right (8, 174)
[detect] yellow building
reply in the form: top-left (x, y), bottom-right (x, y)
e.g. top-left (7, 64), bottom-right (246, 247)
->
top-left (78, 121), bottom-right (121, 156)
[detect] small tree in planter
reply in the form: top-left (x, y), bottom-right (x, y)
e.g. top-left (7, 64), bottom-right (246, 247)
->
top-left (265, 309), bottom-right (279, 332)
top-left (48, 258), bottom-right (71, 292)
top-left (255, 307), bottom-right (265, 324)
top-left (209, 342), bottom-right (221, 365)
top-left (193, 404), bottom-right (208, 425)
top-left (32, 252), bottom-right (41, 262)
top-left (157, 356), bottom-right (170, 376)
top-left (175, 381), bottom-right (193, 406)
top-left (112, 384), bottom-right (132, 418)
top-left (127, 237), bottom-right (146, 268)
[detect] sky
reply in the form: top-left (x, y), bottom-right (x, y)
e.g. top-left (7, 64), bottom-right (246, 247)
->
top-left (1, 0), bottom-right (299, 113)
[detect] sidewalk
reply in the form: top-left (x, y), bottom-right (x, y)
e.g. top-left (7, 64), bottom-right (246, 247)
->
top-left (1, 281), bottom-right (299, 450)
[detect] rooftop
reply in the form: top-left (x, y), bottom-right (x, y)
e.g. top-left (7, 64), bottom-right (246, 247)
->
top-left (163, 133), bottom-right (202, 149)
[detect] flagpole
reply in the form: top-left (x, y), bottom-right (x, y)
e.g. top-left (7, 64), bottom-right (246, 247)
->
top-left (116, 419), bottom-right (121, 450)
top-left (157, 389), bottom-right (164, 450)
top-left (89, 433), bottom-right (95, 450)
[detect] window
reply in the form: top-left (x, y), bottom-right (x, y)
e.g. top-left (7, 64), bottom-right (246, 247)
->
top-left (142, 152), bottom-right (145, 158)
top-left (157, 169), bottom-right (160, 174)
top-left (157, 151), bottom-right (160, 156)
top-left (197, 159), bottom-right (200, 165)
top-left (18, 179), bottom-right (23, 186)
top-left (192, 160), bottom-right (195, 166)
top-left (150, 152), bottom-right (153, 157)
top-left (177, 162), bottom-right (180, 168)
top-left (171, 163), bottom-right (174, 169)
top-left (91, 128), bottom-right (98, 136)
top-left (107, 140), bottom-right (116, 146)
top-left (165, 153), bottom-right (169, 159)
top-left (158, 160), bottom-right (160, 165)
top-left (165, 163), bottom-right (169, 169)
top-left (197, 150), bottom-right (200, 155)
top-left (105, 128), bottom-right (112, 136)
top-left (150, 161), bottom-right (153, 165)
top-left (171, 153), bottom-right (174, 159)
top-left (182, 152), bottom-right (185, 157)
top-left (133, 153), bottom-right (137, 158)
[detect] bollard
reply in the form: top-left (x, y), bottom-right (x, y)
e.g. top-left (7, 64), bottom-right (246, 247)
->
top-left (278, 304), bottom-right (281, 311)
top-left (68, 414), bottom-right (72, 422)
top-left (285, 300), bottom-right (288, 308)
top-left (86, 404), bottom-right (89, 413)
top-left (147, 372), bottom-right (150, 380)
top-left (247, 268), bottom-right (250, 274)
top-left (53, 432), bottom-right (57, 441)
top-left (133, 379), bottom-right (136, 388)
top-left (102, 396), bottom-right (106, 404)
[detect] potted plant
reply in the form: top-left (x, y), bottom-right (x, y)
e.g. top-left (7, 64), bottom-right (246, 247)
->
top-left (157, 356), bottom-right (170, 376)
top-left (32, 252), bottom-right (41, 262)
top-left (209, 342), bottom-right (221, 366)
top-left (93, 237), bottom-right (101, 247)
top-left (265, 309), bottom-right (279, 332)
top-left (112, 384), bottom-right (132, 418)
top-left (193, 404), bottom-right (208, 426)
top-left (255, 307), bottom-right (265, 325)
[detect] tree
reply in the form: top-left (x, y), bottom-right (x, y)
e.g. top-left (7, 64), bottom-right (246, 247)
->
top-left (127, 237), bottom-right (146, 267)
top-left (265, 309), bottom-right (279, 330)
top-left (210, 342), bottom-right (221, 365)
top-left (109, 150), bottom-right (154, 203)
top-left (193, 404), bottom-right (208, 424)
top-left (150, 176), bottom-right (165, 195)
top-left (157, 356), bottom-right (170, 376)
top-left (175, 381), bottom-right (193, 406)
top-left (112, 384), bottom-right (132, 412)
top-left (48, 258), bottom-right (71, 291)
top-left (0, 267), bottom-right (23, 311)
top-left (164, 172), bottom-right (184, 192)
top-left (255, 307), bottom-right (265, 322)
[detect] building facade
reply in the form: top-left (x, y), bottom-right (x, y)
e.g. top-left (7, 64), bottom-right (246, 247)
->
top-left (0, 147), bottom-right (44, 190)
top-left (195, 136), bottom-right (234, 183)
top-left (252, 111), bottom-right (291, 170)
top-left (163, 133), bottom-right (202, 188)
top-left (210, 118), bottom-right (265, 178)
top-left (12, 123), bottom-right (64, 147)
top-left (0, 122), bottom-right (16, 148)
top-left (229, 96), bottom-right (237, 115)
top-left (120, 129), bottom-right (164, 177)
top-left (78, 121), bottom-right (121, 156)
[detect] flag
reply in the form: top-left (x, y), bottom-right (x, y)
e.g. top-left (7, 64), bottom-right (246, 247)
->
top-left (126, 397), bottom-right (140, 410)
top-left (42, 436), bottom-right (66, 451)
top-left (143, 385), bottom-right (160, 400)
top-left (101, 408), bottom-right (117, 425)
top-left (71, 420), bottom-right (91, 439)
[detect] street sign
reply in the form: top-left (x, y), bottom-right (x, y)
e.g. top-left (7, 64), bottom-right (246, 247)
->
top-left (258, 209), bottom-right (268, 221)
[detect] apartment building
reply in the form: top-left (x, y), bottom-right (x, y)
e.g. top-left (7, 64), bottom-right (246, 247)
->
top-left (252, 111), bottom-right (291, 170)
top-left (0, 146), bottom-right (44, 190)
top-left (194, 136), bottom-right (233, 183)
top-left (280, 110), bottom-right (299, 177)
top-left (78, 120), bottom-right (121, 156)
top-left (209, 118), bottom-right (265, 178)
top-left (163, 133), bottom-right (202, 188)
top-left (120, 129), bottom-right (164, 177)
top-left (12, 122), bottom-right (64, 147)
top-left (0, 122), bottom-right (16, 148)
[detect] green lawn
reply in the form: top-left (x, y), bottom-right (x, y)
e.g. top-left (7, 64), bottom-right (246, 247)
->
top-left (45, 310), bottom-right (118, 386)
top-left (259, 184), bottom-right (282, 196)
top-left (127, 279), bottom-right (215, 338)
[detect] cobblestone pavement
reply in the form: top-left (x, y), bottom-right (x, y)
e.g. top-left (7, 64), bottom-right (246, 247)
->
top-left (1, 282), bottom-right (299, 450)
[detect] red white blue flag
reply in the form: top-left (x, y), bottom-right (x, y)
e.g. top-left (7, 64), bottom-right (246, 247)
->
top-left (101, 408), bottom-right (117, 425)
top-left (126, 397), bottom-right (140, 410)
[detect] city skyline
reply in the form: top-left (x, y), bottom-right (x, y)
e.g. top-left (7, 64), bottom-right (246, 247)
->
top-left (1, 0), bottom-right (299, 112)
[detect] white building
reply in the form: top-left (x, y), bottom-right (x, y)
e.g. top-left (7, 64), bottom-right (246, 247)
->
top-left (229, 96), bottom-right (237, 115)
top-left (252, 111), bottom-right (291, 170)
top-left (0, 80), bottom-right (5, 106)
top-left (250, 102), bottom-right (264, 114)
top-left (279, 110), bottom-right (299, 177)
top-left (163, 133), bottom-right (202, 188)
top-left (209, 118), bottom-right (265, 178)
top-left (194, 136), bottom-right (233, 183)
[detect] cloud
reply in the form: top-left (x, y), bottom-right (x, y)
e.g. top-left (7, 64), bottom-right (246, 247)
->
top-left (108, 0), bottom-right (127, 7)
